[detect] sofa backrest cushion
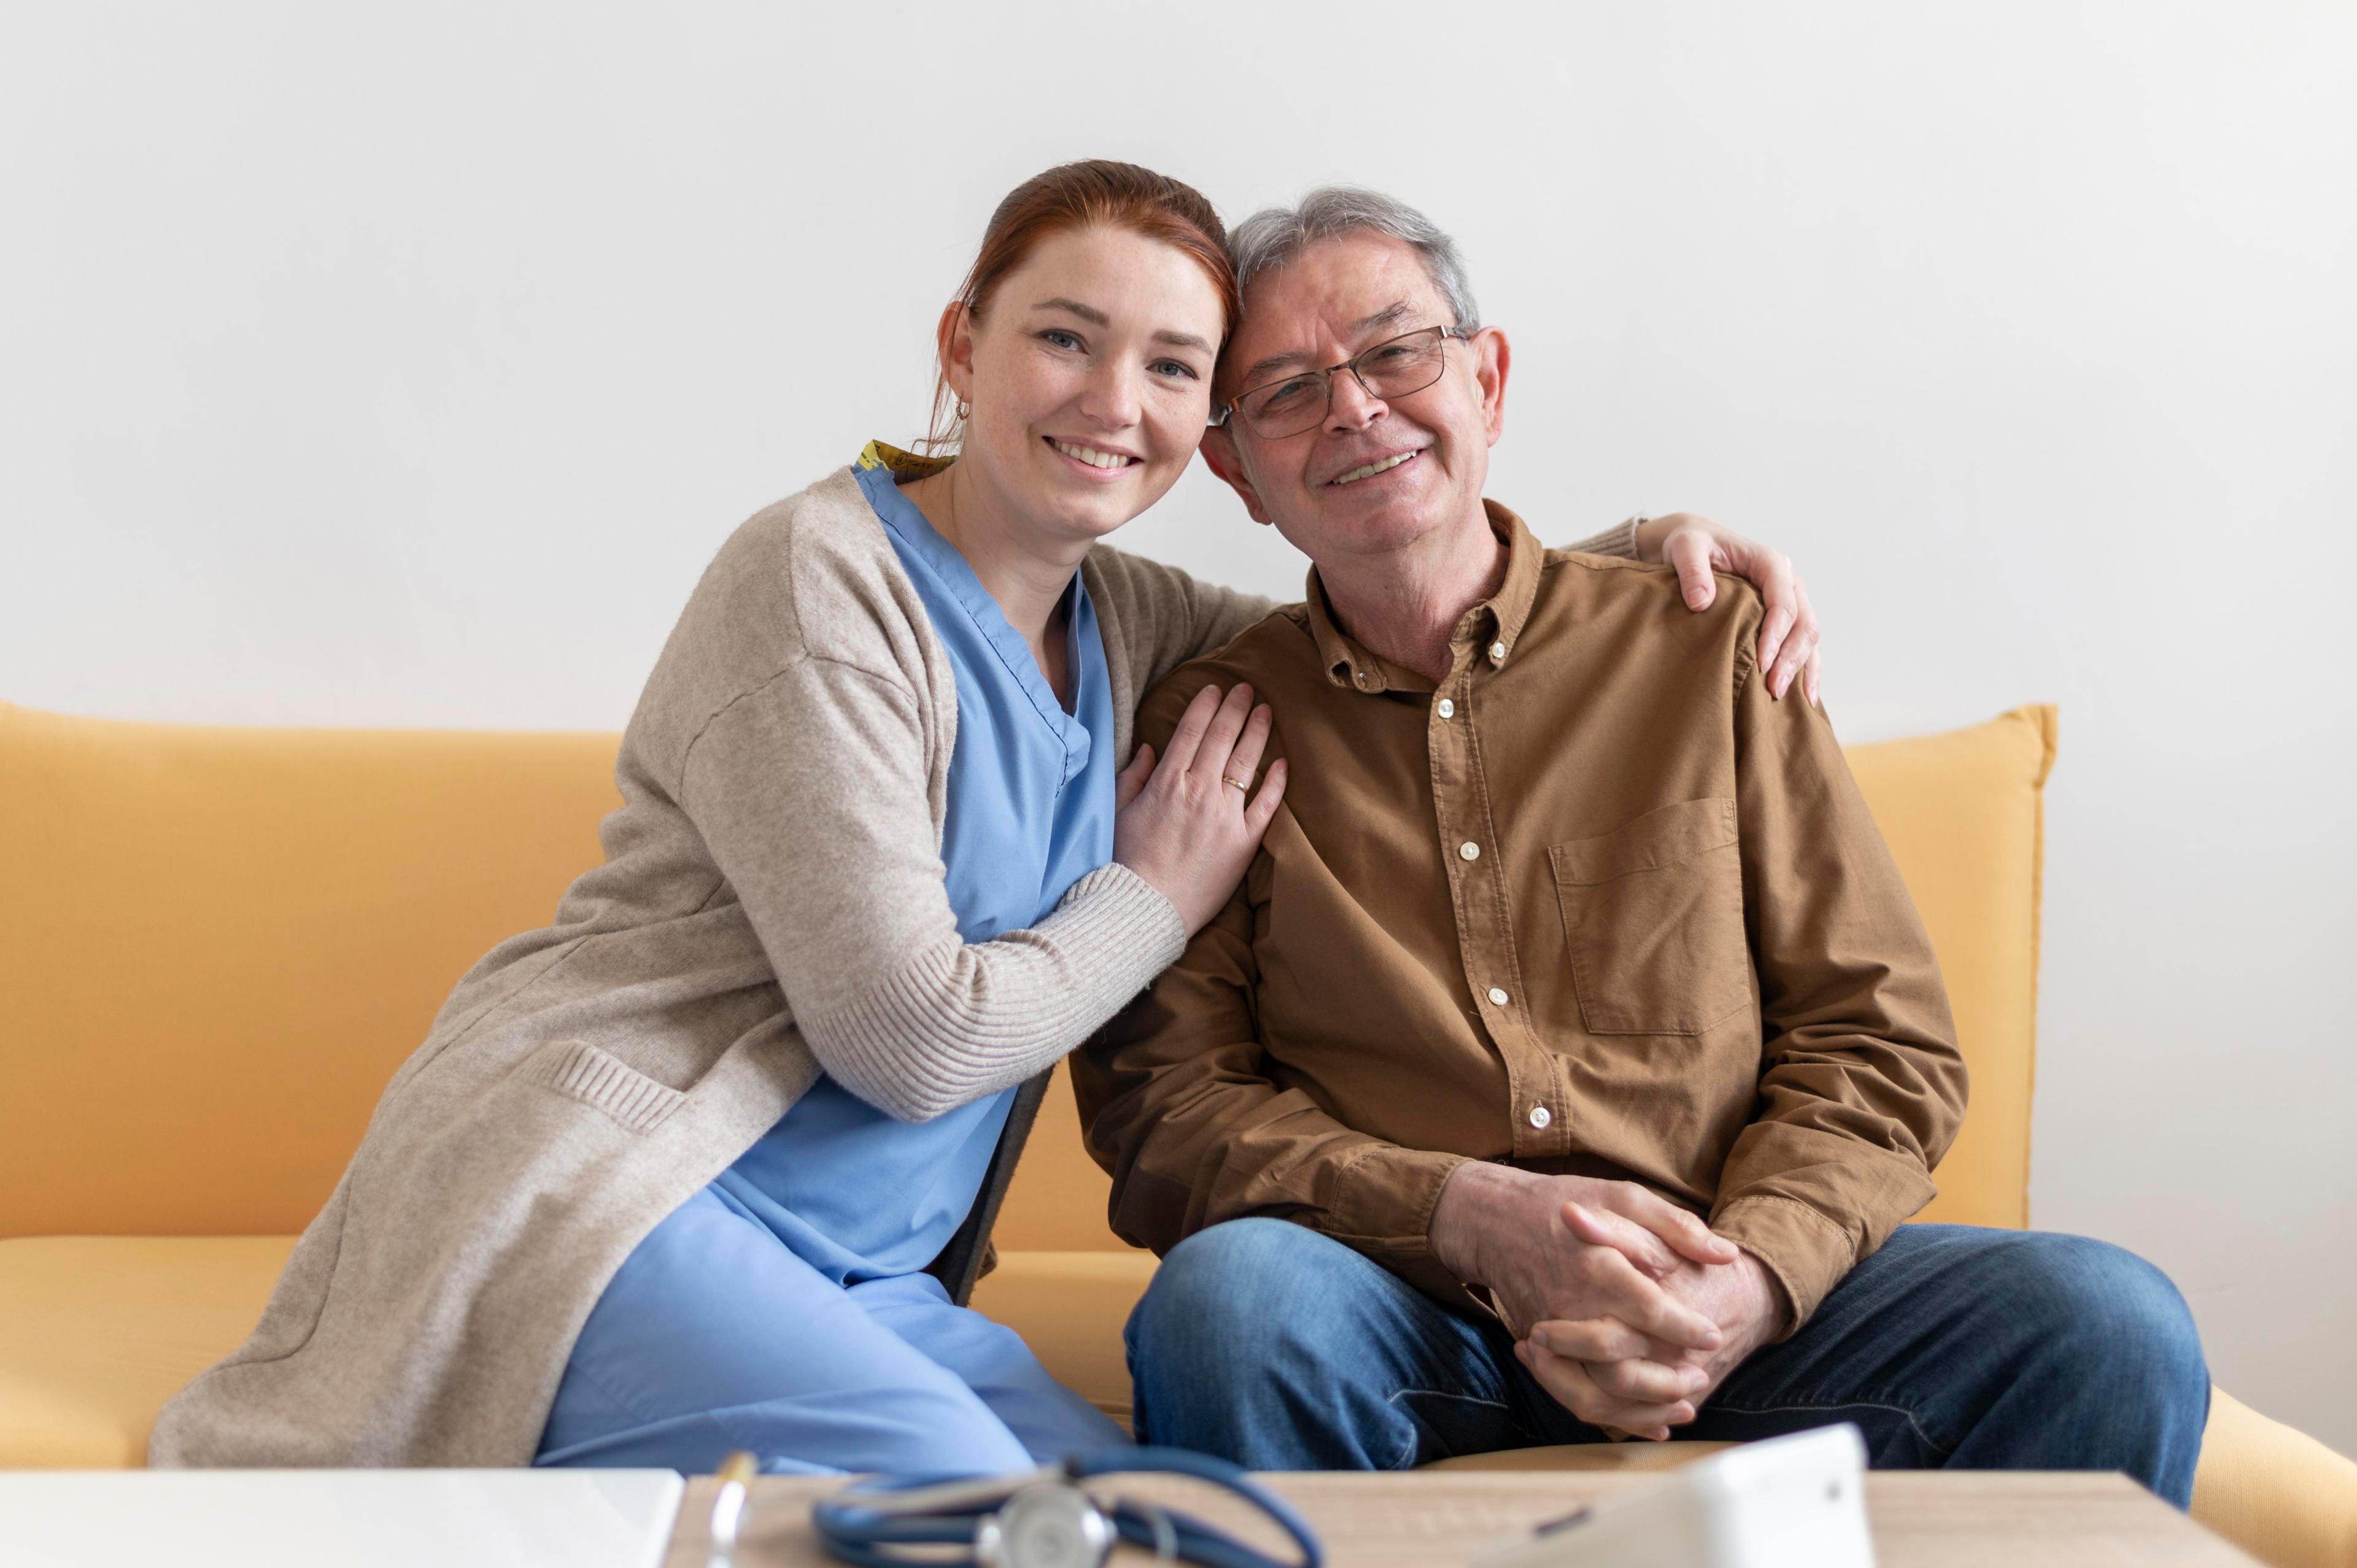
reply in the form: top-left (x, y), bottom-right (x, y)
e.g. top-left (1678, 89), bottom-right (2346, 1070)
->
top-left (0, 703), bottom-right (618, 1237)
top-left (0, 700), bottom-right (2054, 1242)
top-left (1843, 704), bottom-right (2056, 1229)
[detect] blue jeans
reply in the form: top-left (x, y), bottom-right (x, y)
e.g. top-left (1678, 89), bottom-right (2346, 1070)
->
top-left (1127, 1219), bottom-right (2208, 1507)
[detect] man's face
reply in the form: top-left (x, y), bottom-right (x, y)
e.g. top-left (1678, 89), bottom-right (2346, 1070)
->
top-left (1202, 232), bottom-right (1507, 570)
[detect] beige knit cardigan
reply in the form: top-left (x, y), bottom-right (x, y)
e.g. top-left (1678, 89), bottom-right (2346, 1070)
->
top-left (148, 463), bottom-right (1636, 1469)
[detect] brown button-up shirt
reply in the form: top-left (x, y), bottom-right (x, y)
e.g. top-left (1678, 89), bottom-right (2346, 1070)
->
top-left (1074, 503), bottom-right (1965, 1329)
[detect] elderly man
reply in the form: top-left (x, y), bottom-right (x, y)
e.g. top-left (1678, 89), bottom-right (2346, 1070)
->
top-left (1074, 190), bottom-right (2208, 1502)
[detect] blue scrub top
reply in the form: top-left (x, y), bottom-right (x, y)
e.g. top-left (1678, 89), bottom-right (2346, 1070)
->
top-left (710, 446), bottom-right (1120, 1286)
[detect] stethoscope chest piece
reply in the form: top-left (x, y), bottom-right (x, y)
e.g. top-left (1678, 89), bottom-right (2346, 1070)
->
top-left (973, 1481), bottom-right (1118, 1568)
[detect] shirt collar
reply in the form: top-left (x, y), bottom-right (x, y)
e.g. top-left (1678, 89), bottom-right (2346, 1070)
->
top-left (1304, 499), bottom-right (1543, 695)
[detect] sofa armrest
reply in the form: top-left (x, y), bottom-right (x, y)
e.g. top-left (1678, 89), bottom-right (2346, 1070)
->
top-left (2193, 1386), bottom-right (2357, 1568)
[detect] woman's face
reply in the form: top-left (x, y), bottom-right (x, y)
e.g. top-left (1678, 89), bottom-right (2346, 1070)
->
top-left (950, 225), bottom-right (1225, 546)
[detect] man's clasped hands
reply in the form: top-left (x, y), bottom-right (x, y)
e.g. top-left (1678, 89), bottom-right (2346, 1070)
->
top-left (1428, 1163), bottom-right (1795, 1440)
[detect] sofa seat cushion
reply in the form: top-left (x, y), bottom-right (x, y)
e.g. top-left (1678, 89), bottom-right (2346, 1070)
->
top-left (0, 1239), bottom-right (1152, 1467)
top-left (0, 1236), bottom-right (295, 1467)
top-left (12, 1235), bottom-right (2355, 1568)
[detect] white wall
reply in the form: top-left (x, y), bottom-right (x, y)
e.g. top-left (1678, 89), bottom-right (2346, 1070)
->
top-left (5, 2), bottom-right (2351, 1456)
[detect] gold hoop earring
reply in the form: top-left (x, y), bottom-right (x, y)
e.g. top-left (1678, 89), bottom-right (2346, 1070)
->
top-left (956, 399), bottom-right (971, 420)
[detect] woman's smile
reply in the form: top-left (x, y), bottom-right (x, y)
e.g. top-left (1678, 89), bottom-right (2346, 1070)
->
top-left (1045, 435), bottom-right (1144, 477)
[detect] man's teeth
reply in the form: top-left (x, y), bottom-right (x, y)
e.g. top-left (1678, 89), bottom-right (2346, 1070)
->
top-left (1051, 439), bottom-right (1136, 470)
top-left (1331, 451), bottom-right (1416, 485)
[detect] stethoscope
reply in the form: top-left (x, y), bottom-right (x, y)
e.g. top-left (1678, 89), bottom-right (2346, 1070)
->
top-left (708, 1445), bottom-right (1323, 1568)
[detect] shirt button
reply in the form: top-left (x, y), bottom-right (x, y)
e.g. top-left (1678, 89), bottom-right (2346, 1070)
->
top-left (1528, 1103), bottom-right (1552, 1130)
top-left (1489, 641), bottom-right (1507, 663)
top-left (1487, 987), bottom-right (1509, 1006)
top-left (1458, 841), bottom-right (1481, 862)
top-left (1436, 698), bottom-right (1455, 719)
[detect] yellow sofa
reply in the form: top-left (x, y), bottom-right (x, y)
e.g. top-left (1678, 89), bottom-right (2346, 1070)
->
top-left (2, 699), bottom-right (2350, 1567)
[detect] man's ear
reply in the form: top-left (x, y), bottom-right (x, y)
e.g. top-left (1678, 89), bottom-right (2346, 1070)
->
top-left (1199, 424), bottom-right (1274, 526)
top-left (935, 299), bottom-right (975, 406)
top-left (1472, 326), bottom-right (1511, 446)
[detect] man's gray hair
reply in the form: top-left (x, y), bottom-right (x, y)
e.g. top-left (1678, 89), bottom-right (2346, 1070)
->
top-left (1226, 187), bottom-right (1480, 329)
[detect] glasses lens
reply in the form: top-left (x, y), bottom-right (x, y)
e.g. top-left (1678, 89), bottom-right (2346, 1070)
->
top-left (1236, 330), bottom-right (1454, 439)
top-left (1241, 374), bottom-right (1328, 439)
top-left (1355, 329), bottom-right (1449, 400)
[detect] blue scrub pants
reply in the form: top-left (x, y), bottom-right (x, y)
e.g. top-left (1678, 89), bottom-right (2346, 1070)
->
top-left (535, 1186), bottom-right (1128, 1475)
top-left (1126, 1219), bottom-right (2209, 1507)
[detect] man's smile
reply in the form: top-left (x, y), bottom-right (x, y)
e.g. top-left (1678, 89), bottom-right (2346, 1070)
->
top-left (1325, 448), bottom-right (1423, 486)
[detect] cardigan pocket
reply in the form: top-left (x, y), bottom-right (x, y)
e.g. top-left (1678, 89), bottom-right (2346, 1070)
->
top-left (519, 1040), bottom-right (687, 1134)
top-left (1550, 797), bottom-right (1754, 1036)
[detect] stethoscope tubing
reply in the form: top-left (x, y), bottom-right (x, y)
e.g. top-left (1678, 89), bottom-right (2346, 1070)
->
top-left (810, 1446), bottom-right (1322, 1568)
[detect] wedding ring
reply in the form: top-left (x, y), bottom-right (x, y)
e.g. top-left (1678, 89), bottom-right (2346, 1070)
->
top-left (1223, 774), bottom-right (1251, 792)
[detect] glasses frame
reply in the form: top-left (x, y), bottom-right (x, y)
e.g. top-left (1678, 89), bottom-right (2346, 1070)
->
top-left (1213, 324), bottom-right (1477, 436)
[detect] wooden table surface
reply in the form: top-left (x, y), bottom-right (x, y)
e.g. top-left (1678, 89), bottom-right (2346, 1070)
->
top-left (664, 1469), bottom-right (2259, 1567)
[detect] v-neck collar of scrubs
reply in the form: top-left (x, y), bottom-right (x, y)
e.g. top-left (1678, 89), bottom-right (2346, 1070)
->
top-left (854, 452), bottom-right (1092, 781)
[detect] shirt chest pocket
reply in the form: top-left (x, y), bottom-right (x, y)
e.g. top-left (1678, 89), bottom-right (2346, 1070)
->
top-left (1548, 797), bottom-right (1754, 1036)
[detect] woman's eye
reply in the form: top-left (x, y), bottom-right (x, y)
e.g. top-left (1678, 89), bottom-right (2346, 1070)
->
top-left (1150, 359), bottom-right (1200, 380)
top-left (1039, 330), bottom-right (1085, 352)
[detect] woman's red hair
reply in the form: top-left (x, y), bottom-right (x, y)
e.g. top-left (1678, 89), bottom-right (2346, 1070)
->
top-left (926, 160), bottom-right (1237, 453)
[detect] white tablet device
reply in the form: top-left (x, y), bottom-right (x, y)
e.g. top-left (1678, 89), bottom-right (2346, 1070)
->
top-left (1470, 1423), bottom-right (1876, 1568)
top-left (0, 1467), bottom-right (685, 1568)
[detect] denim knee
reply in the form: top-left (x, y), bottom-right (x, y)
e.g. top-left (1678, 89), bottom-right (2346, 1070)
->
top-left (1126, 1219), bottom-right (1471, 1467)
top-left (2011, 1235), bottom-right (2208, 1400)
top-left (1127, 1219), bottom-right (1334, 1373)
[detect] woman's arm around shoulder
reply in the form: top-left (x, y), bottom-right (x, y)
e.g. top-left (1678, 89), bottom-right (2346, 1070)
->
top-left (677, 652), bottom-right (1187, 1122)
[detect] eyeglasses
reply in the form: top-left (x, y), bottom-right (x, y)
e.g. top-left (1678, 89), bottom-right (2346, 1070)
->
top-left (1214, 325), bottom-right (1476, 439)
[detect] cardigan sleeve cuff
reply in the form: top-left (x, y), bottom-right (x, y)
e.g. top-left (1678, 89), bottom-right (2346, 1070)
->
top-left (799, 862), bottom-right (1188, 1123)
top-left (1564, 516), bottom-right (1642, 560)
top-left (1047, 862), bottom-right (1190, 981)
